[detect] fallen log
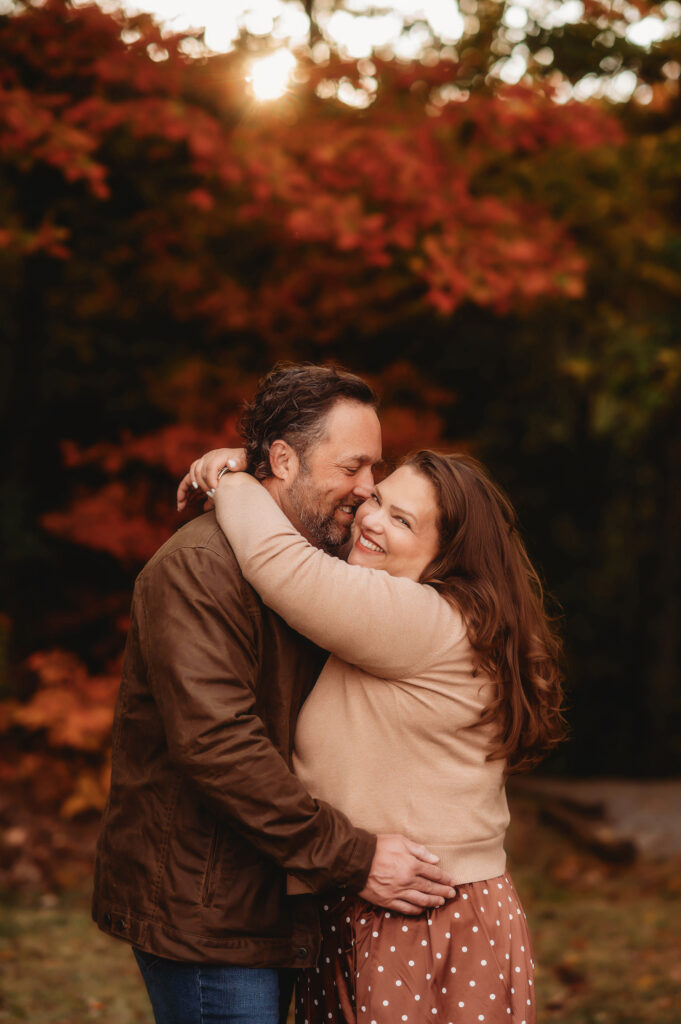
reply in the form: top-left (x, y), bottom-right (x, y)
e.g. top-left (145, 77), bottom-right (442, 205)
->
top-left (537, 802), bottom-right (637, 863)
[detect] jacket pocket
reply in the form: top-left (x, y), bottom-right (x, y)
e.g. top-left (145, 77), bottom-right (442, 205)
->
top-left (200, 824), bottom-right (221, 907)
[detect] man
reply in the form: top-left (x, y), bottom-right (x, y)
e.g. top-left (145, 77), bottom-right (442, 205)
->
top-left (93, 364), bottom-right (455, 1024)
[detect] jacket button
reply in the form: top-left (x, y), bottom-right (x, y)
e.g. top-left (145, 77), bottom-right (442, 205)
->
top-left (296, 946), bottom-right (309, 959)
top-left (103, 912), bottom-right (112, 927)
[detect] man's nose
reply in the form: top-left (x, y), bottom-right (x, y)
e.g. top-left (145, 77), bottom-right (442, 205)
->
top-left (352, 466), bottom-right (374, 500)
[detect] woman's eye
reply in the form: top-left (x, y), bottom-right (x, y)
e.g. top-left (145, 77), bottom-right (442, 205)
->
top-left (370, 492), bottom-right (380, 503)
top-left (395, 516), bottom-right (410, 528)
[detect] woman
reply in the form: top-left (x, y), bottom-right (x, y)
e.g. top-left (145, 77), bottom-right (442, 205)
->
top-left (191, 448), bottom-right (564, 1023)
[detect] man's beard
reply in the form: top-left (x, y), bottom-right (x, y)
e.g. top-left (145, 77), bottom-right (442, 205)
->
top-left (287, 472), bottom-right (356, 554)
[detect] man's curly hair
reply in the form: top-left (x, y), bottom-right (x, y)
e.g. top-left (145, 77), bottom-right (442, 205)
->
top-left (240, 363), bottom-right (378, 480)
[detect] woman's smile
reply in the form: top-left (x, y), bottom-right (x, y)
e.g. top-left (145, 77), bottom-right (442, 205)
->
top-left (356, 531), bottom-right (385, 554)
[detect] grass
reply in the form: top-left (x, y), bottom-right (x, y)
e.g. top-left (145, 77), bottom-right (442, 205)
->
top-left (1, 797), bottom-right (680, 1023)
top-left (0, 890), bottom-right (150, 1023)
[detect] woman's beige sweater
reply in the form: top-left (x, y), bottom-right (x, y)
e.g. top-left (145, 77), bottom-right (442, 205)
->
top-left (215, 476), bottom-right (509, 884)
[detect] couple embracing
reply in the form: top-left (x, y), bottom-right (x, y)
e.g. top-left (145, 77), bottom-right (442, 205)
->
top-left (93, 363), bottom-right (565, 1024)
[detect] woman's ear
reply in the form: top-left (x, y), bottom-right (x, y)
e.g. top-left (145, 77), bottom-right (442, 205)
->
top-left (269, 439), bottom-right (299, 482)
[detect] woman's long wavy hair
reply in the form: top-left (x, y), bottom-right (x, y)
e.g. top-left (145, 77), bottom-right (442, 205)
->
top-left (404, 450), bottom-right (567, 774)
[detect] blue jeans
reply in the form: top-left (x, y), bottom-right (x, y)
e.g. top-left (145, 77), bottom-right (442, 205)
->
top-left (133, 948), bottom-right (283, 1024)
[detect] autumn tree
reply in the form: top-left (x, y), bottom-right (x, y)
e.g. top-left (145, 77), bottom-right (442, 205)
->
top-left (1, 0), bottom-right (680, 804)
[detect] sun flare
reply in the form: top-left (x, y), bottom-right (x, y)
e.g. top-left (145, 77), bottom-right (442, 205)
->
top-left (249, 49), bottom-right (296, 101)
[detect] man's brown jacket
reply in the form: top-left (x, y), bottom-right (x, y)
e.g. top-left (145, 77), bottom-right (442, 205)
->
top-left (92, 512), bottom-right (376, 967)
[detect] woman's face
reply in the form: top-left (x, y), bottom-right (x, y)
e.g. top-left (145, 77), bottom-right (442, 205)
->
top-left (347, 464), bottom-right (440, 581)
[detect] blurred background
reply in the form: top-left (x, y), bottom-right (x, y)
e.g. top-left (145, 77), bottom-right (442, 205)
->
top-left (1, 0), bottom-right (680, 1020)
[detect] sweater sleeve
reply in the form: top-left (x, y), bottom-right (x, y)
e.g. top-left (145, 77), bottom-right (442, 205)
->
top-left (214, 474), bottom-right (463, 679)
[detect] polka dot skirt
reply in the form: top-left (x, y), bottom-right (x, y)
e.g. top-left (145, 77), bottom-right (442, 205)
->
top-left (296, 874), bottom-right (535, 1024)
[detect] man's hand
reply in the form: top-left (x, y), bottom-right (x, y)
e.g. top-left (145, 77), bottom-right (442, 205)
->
top-left (359, 834), bottom-right (457, 915)
top-left (177, 448), bottom-right (248, 511)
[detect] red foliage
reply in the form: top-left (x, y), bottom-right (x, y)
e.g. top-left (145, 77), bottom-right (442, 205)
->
top-left (0, 1), bottom-right (625, 341)
top-left (10, 650), bottom-right (119, 754)
top-left (0, 650), bottom-right (119, 818)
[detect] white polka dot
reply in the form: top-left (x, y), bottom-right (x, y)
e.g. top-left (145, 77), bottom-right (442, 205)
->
top-left (390, 946), bottom-right (396, 952)
top-left (346, 916), bottom-right (350, 923)
top-left (373, 931), bottom-right (379, 937)
top-left (462, 893), bottom-right (469, 900)
top-left (426, 973), bottom-right (431, 980)
top-left (481, 959), bottom-right (487, 966)
top-left (401, 1017), bottom-right (408, 1022)
top-left (454, 912), bottom-right (460, 919)
top-left (478, 1016), bottom-right (485, 1022)
top-left (431, 1011), bottom-right (437, 1016)
top-left (436, 953), bottom-right (442, 959)
top-left (414, 995), bottom-right (421, 1002)
top-left (445, 932), bottom-right (451, 939)
top-left (402, 925), bottom-right (409, 932)
top-left (483, 889), bottom-right (489, 895)
top-left (441, 988), bottom-right (447, 994)
top-left (521, 946), bottom-right (525, 952)
top-left (396, 980), bottom-right (402, 987)
top-left (472, 926), bottom-right (479, 933)
top-left (382, 1001), bottom-right (389, 1007)
top-left (323, 904), bottom-right (329, 910)
top-left (361, 1007), bottom-right (366, 1013)
top-left (378, 966), bottom-right (384, 973)
top-left (497, 883), bottom-right (503, 889)
top-left (515, 966), bottom-right (521, 973)
top-left (490, 940), bottom-right (495, 946)
top-left (385, 912), bottom-right (391, 918)
top-left (421, 940), bottom-right (428, 947)
top-left (469, 980), bottom-right (476, 987)
top-left (409, 960), bottom-right (415, 967)
top-left (450, 967), bottom-right (457, 974)
top-left (461, 946), bottom-right (468, 953)
top-left (360, 918), bottom-right (366, 924)
top-left (490, 994), bottom-right (496, 1000)
top-left (458, 1002), bottom-right (465, 1009)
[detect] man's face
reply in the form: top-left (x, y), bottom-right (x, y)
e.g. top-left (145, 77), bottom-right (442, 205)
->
top-left (284, 400), bottom-right (382, 553)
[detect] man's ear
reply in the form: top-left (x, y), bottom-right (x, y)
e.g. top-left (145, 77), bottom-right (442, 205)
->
top-left (269, 440), bottom-right (299, 482)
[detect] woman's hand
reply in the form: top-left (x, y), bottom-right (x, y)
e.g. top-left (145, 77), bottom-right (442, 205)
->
top-left (176, 448), bottom-right (248, 511)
